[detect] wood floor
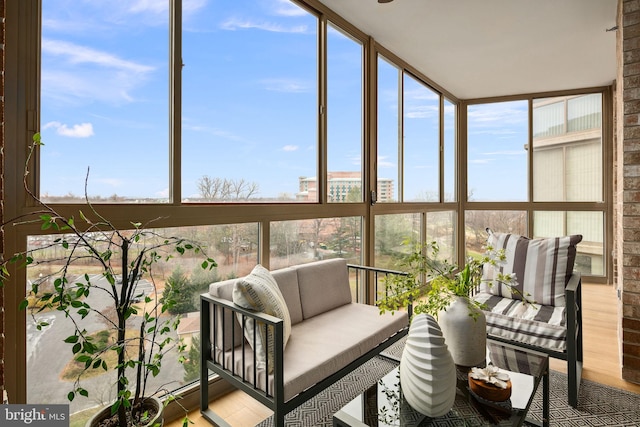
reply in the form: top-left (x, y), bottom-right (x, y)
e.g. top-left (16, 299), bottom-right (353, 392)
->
top-left (168, 282), bottom-right (640, 427)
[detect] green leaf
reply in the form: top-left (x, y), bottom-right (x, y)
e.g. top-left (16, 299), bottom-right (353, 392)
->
top-left (110, 399), bottom-right (121, 415)
top-left (78, 388), bottom-right (88, 397)
top-left (68, 392), bottom-right (75, 402)
top-left (18, 300), bottom-right (29, 311)
top-left (64, 335), bottom-right (79, 344)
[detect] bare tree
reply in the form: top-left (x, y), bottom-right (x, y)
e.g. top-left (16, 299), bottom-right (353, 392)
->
top-left (197, 176), bottom-right (259, 201)
top-left (230, 179), bottom-right (259, 200)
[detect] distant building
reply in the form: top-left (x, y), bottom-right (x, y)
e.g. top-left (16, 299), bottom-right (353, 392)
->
top-left (297, 172), bottom-right (394, 202)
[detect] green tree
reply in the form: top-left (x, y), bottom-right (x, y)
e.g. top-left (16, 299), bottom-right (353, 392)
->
top-left (182, 335), bottom-right (200, 382)
top-left (161, 267), bottom-right (197, 314)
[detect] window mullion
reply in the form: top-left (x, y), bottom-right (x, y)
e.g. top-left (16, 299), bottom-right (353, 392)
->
top-left (170, 0), bottom-right (182, 204)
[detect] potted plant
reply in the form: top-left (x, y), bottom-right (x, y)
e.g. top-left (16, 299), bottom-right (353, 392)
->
top-left (377, 240), bottom-right (520, 316)
top-left (1, 134), bottom-right (216, 427)
top-left (377, 240), bottom-right (523, 366)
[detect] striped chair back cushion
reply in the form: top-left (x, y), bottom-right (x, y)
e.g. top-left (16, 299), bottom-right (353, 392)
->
top-left (481, 228), bottom-right (582, 307)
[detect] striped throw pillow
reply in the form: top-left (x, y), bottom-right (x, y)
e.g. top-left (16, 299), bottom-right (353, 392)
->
top-left (233, 264), bottom-right (292, 372)
top-left (481, 228), bottom-right (582, 307)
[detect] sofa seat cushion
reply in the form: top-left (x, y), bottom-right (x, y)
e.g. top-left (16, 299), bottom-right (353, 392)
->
top-left (474, 292), bottom-right (568, 352)
top-left (213, 302), bottom-right (408, 401)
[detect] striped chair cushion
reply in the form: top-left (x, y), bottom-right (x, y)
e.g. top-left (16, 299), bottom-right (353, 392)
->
top-left (474, 292), bottom-right (568, 351)
top-left (481, 229), bottom-right (582, 307)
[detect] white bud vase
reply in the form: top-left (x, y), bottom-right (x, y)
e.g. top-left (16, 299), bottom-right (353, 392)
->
top-left (437, 296), bottom-right (487, 367)
top-left (400, 313), bottom-right (456, 417)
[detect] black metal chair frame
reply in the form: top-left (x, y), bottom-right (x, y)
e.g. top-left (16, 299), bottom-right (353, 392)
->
top-left (483, 272), bottom-right (583, 408)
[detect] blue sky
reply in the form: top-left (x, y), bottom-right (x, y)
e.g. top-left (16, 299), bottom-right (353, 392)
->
top-left (40, 0), bottom-right (528, 202)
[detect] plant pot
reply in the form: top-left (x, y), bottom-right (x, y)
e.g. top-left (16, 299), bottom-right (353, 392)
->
top-left (85, 396), bottom-right (164, 427)
top-left (437, 296), bottom-right (487, 367)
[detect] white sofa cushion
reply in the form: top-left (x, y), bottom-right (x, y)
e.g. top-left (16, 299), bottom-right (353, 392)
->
top-left (233, 264), bottom-right (292, 372)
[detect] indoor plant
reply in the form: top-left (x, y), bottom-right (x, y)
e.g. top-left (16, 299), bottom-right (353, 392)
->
top-left (377, 239), bottom-right (521, 318)
top-left (377, 239), bottom-right (525, 366)
top-left (1, 134), bottom-right (216, 427)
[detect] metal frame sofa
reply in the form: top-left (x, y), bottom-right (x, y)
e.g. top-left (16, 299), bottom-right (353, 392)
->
top-left (199, 258), bottom-right (409, 427)
top-left (473, 229), bottom-right (584, 408)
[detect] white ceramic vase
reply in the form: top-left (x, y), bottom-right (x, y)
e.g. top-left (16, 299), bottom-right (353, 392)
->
top-left (400, 313), bottom-right (457, 418)
top-left (437, 296), bottom-right (487, 367)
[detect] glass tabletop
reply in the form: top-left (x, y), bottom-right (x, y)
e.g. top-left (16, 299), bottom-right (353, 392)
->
top-left (333, 340), bottom-right (549, 427)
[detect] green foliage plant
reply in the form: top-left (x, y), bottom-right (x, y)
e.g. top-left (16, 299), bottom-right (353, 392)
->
top-left (377, 240), bottom-right (528, 320)
top-left (0, 134), bottom-right (217, 427)
top-left (161, 266), bottom-right (199, 315)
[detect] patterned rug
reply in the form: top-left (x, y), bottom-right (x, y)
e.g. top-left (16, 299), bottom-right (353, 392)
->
top-left (257, 338), bottom-right (640, 426)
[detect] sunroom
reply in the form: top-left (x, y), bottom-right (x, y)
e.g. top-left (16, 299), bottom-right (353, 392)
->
top-left (1, 0), bottom-right (638, 425)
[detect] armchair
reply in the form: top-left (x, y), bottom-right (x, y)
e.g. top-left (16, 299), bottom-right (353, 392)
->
top-left (473, 229), bottom-right (584, 408)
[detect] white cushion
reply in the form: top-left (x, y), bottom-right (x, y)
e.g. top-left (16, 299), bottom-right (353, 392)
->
top-left (233, 264), bottom-right (292, 372)
top-left (481, 228), bottom-right (582, 307)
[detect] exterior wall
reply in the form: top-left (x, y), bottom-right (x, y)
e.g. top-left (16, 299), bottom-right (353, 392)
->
top-left (622, 0), bottom-right (640, 385)
top-left (0, 0), bottom-right (5, 401)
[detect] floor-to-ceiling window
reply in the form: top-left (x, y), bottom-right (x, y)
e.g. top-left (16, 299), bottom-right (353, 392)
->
top-left (464, 92), bottom-right (608, 276)
top-left (40, 0), bottom-right (170, 203)
top-left (373, 48), bottom-right (458, 271)
top-left (8, 0), bottom-right (381, 417)
top-left (4, 0), bottom-right (611, 418)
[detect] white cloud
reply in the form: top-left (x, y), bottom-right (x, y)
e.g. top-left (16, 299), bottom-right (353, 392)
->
top-left (44, 121), bottom-right (95, 138)
top-left (128, 0), bottom-right (168, 14)
top-left (96, 178), bottom-right (124, 188)
top-left (127, 0), bottom-right (206, 16)
top-left (157, 188), bottom-right (170, 198)
top-left (405, 105), bottom-right (439, 119)
top-left (377, 155), bottom-right (396, 169)
top-left (467, 102), bottom-right (528, 128)
top-left (220, 17), bottom-right (308, 33)
top-left (469, 158), bottom-right (494, 164)
top-left (42, 39), bottom-right (154, 74)
top-left (273, 0), bottom-right (307, 17)
top-left (404, 87), bottom-right (439, 102)
top-left (261, 78), bottom-right (311, 93)
top-left (41, 39), bottom-right (156, 105)
top-left (282, 145), bottom-right (299, 152)
top-left (182, 123), bottom-right (245, 141)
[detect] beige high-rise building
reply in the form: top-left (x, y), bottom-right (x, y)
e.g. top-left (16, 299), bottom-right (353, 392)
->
top-left (298, 172), bottom-right (394, 202)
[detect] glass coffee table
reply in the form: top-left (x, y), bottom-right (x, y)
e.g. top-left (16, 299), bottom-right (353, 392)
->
top-left (333, 339), bottom-right (549, 427)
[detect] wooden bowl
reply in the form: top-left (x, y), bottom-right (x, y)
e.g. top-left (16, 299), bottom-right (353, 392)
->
top-left (468, 373), bottom-right (512, 402)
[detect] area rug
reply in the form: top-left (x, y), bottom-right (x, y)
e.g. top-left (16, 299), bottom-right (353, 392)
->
top-left (257, 338), bottom-right (640, 426)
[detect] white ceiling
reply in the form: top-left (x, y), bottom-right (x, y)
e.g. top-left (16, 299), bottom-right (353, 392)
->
top-left (316, 0), bottom-right (618, 100)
